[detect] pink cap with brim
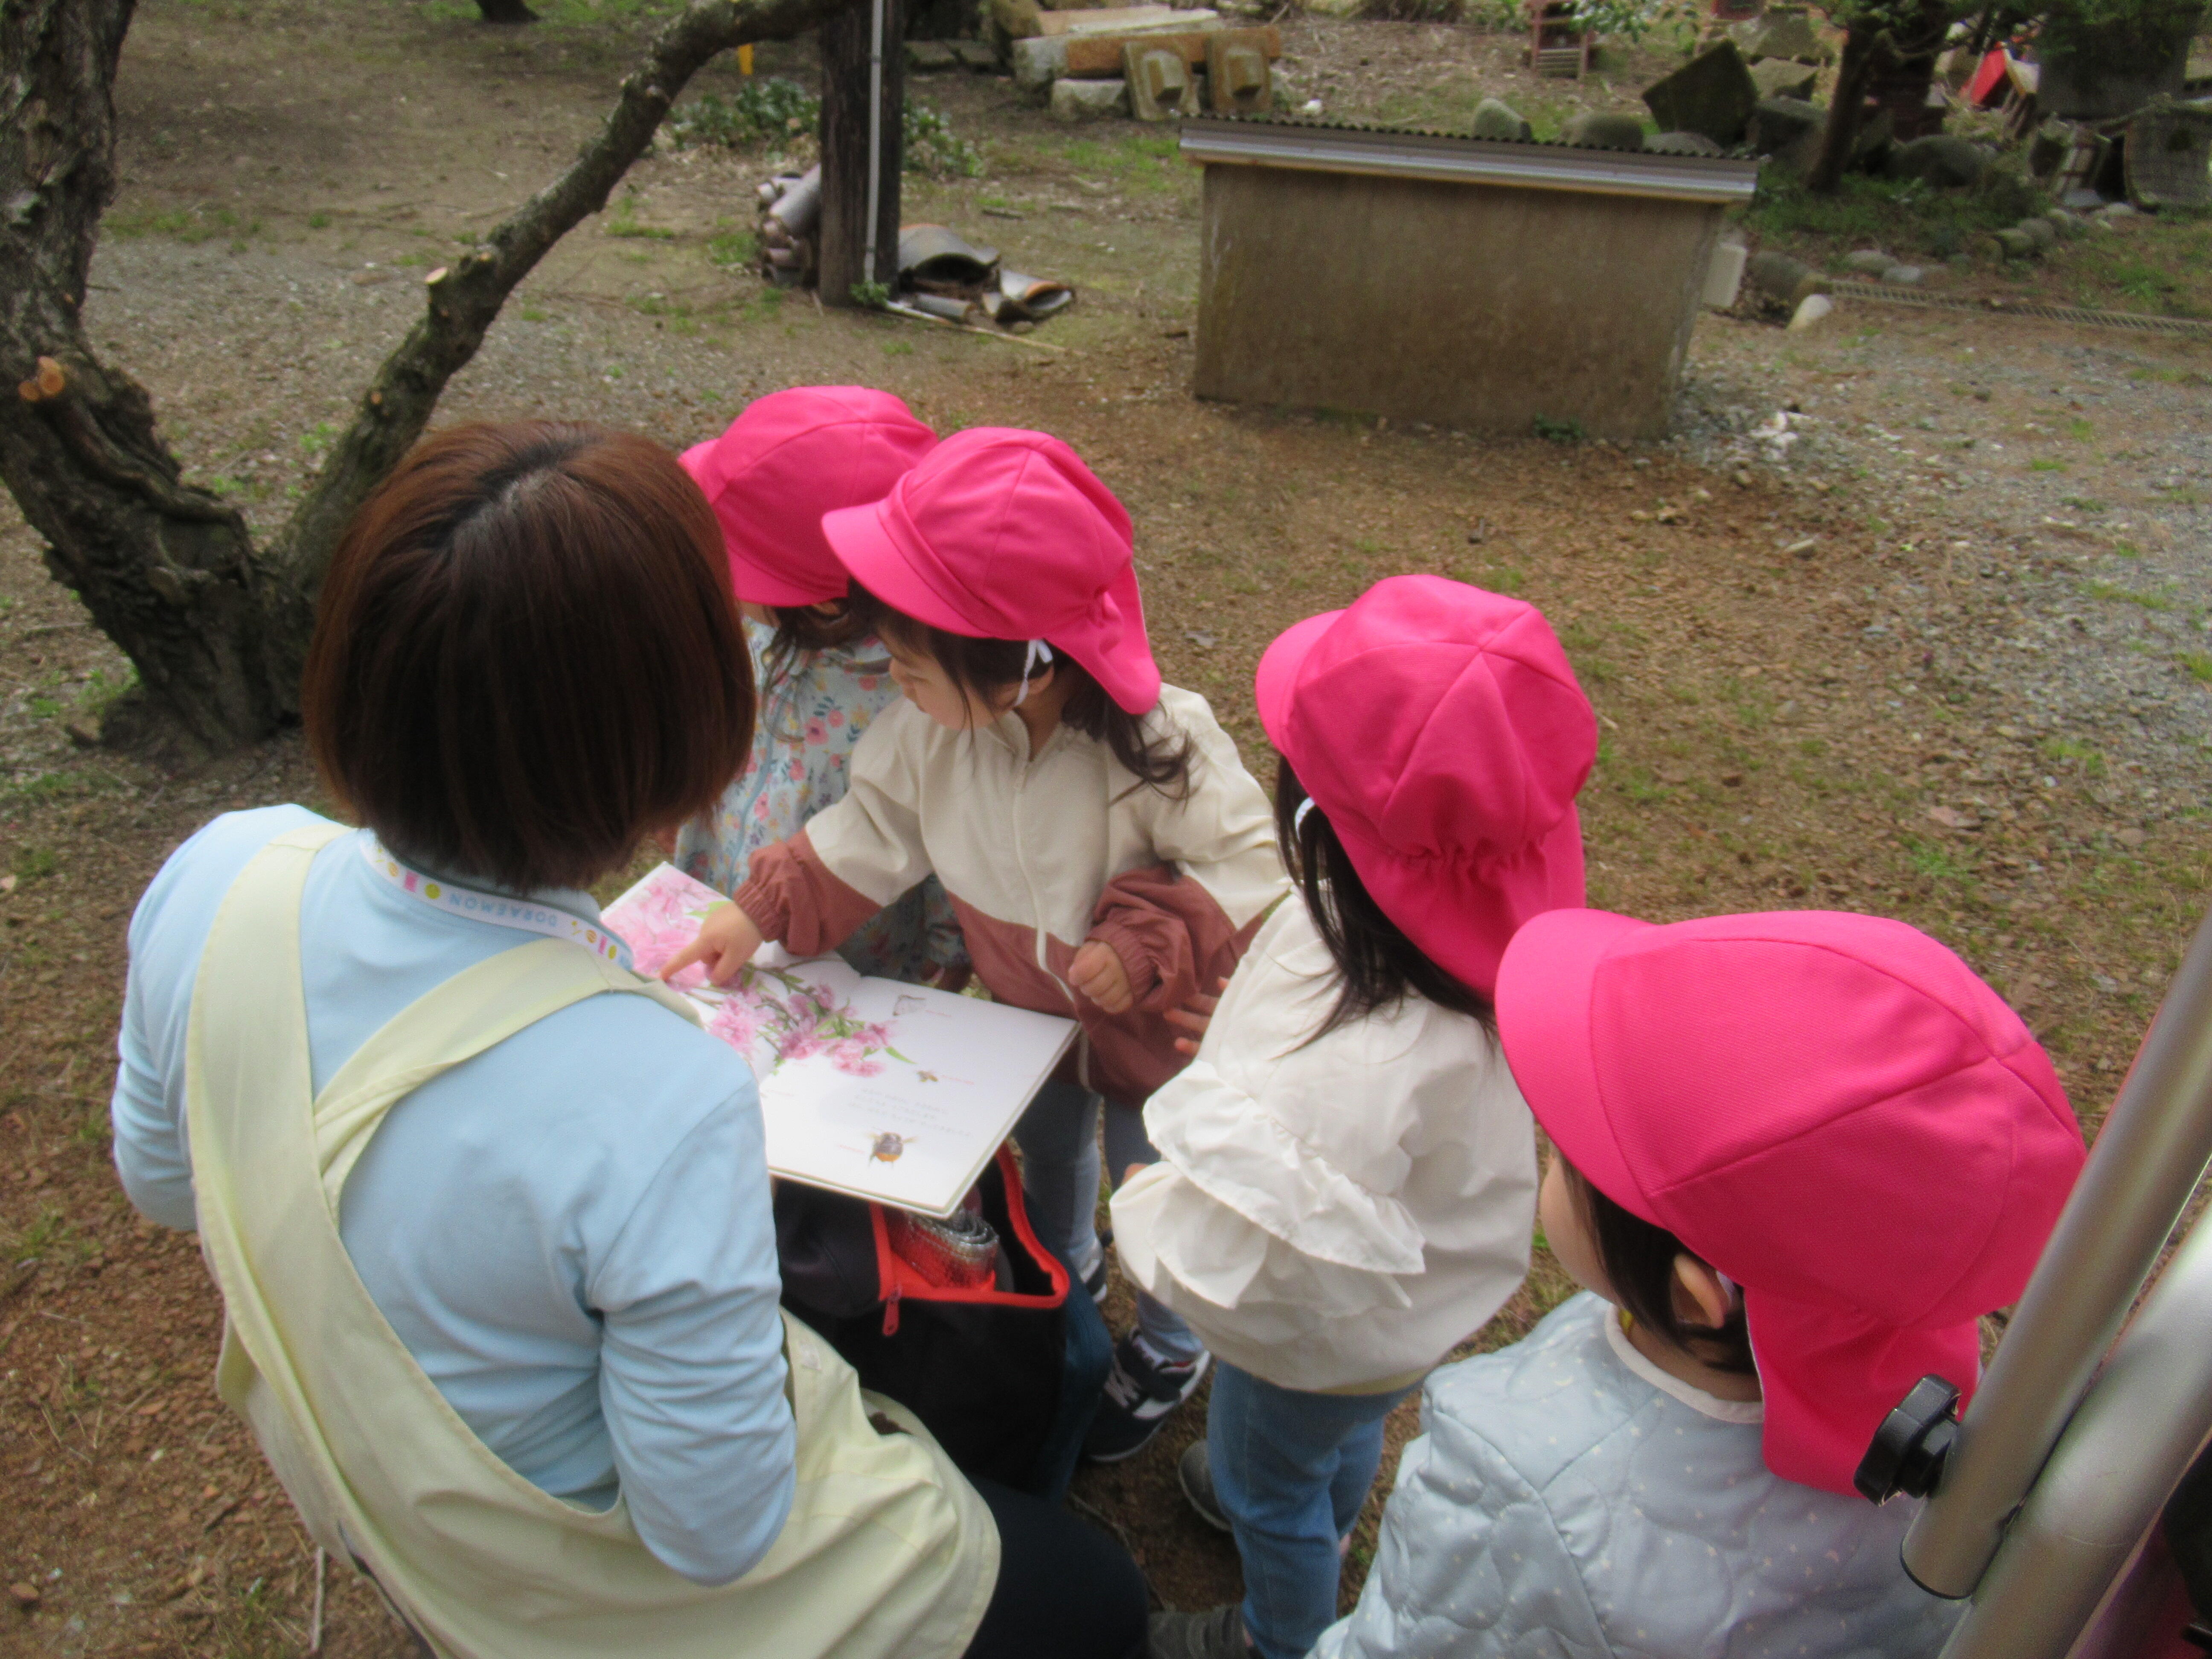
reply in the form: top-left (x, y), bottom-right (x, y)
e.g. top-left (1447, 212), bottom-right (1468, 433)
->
top-left (820, 427), bottom-right (1160, 714)
top-left (1254, 576), bottom-right (1596, 995)
top-left (1495, 907), bottom-right (2087, 1497)
top-left (678, 387), bottom-right (936, 608)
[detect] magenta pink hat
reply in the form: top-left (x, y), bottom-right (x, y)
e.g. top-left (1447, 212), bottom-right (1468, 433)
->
top-left (1254, 575), bottom-right (1596, 995)
top-left (678, 387), bottom-right (936, 608)
top-left (820, 428), bottom-right (1160, 714)
top-left (1496, 908), bottom-right (2087, 1496)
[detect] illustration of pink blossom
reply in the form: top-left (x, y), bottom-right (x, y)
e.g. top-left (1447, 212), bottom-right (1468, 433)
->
top-left (804, 718), bottom-right (829, 746)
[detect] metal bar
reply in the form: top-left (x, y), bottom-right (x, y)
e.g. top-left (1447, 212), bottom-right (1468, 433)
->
top-left (1933, 1206), bottom-right (2212, 1658)
top-left (1905, 899), bottom-right (2212, 1596)
top-left (1177, 116), bottom-right (1761, 204)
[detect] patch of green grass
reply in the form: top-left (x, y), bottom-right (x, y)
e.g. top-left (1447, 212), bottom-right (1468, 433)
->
top-left (2081, 579), bottom-right (2175, 611)
top-left (11, 845), bottom-right (59, 883)
top-left (2061, 494), bottom-right (2105, 512)
top-left (667, 78), bottom-right (819, 149)
top-left (1904, 836), bottom-right (1968, 883)
top-left (307, 210), bottom-right (332, 229)
top-left (2030, 457), bottom-right (2067, 472)
top-left (882, 339), bottom-right (915, 357)
top-left (26, 693), bottom-right (61, 719)
top-left (518, 305), bottom-right (549, 322)
top-left (1057, 132), bottom-right (1180, 192)
top-left (2040, 736), bottom-right (2105, 774)
top-left (2180, 651), bottom-right (2212, 684)
top-left (1533, 414), bottom-right (1584, 444)
top-left (607, 194), bottom-right (677, 240)
top-left (1739, 172), bottom-right (2030, 265)
top-left (105, 202), bottom-right (261, 244)
top-left (707, 227), bottom-right (756, 270)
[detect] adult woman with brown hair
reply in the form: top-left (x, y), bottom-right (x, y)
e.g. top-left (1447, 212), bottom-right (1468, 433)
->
top-left (107, 422), bottom-right (1146, 1659)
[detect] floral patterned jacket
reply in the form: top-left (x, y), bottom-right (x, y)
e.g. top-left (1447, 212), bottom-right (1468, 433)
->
top-left (675, 621), bottom-right (968, 985)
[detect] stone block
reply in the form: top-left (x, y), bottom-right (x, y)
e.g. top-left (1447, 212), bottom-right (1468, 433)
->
top-left (952, 40), bottom-right (1000, 68)
top-left (1642, 41), bottom-right (1758, 146)
top-left (1206, 32), bottom-right (1273, 114)
top-left (1880, 264), bottom-right (1924, 283)
top-left (1989, 225), bottom-right (2040, 259)
top-left (1125, 41), bottom-right (1199, 119)
top-left (1746, 95), bottom-right (1823, 157)
top-left (1787, 292), bottom-right (1833, 330)
top-left (1884, 132), bottom-right (1987, 188)
top-left (1750, 57), bottom-right (1817, 100)
top-left (1561, 111), bottom-right (1646, 150)
top-left (1471, 96), bottom-right (1532, 141)
top-left (1703, 236), bottom-right (1748, 307)
top-left (1647, 129), bottom-right (1723, 154)
top-left (1747, 248), bottom-right (1825, 303)
top-left (1051, 76), bottom-right (1130, 119)
top-left (1841, 247), bottom-right (1893, 274)
top-left (1732, 6), bottom-right (1824, 65)
top-left (1012, 34), bottom-right (1069, 87)
top-left (906, 39), bottom-right (960, 70)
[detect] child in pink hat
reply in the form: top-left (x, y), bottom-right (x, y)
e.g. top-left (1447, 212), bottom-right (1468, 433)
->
top-left (664, 428), bottom-right (1291, 1457)
top-left (1313, 908), bottom-right (2089, 1659)
top-left (1118, 575), bottom-right (1595, 1659)
top-left (670, 387), bottom-right (966, 984)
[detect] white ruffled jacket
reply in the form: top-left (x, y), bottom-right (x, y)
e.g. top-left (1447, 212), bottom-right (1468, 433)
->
top-left (1110, 898), bottom-right (1537, 1392)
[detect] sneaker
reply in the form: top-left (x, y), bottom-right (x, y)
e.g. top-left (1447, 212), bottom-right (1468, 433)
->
top-left (1177, 1441), bottom-right (1231, 1533)
top-left (1083, 1333), bottom-right (1210, 1463)
top-left (1148, 1604), bottom-right (1247, 1659)
top-left (1083, 1257), bottom-right (1110, 1304)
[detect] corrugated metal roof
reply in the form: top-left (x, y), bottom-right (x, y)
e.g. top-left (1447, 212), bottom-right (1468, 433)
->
top-left (1179, 114), bottom-right (1761, 204)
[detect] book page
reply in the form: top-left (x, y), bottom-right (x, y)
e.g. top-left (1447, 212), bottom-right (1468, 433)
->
top-left (603, 864), bottom-right (1076, 1217)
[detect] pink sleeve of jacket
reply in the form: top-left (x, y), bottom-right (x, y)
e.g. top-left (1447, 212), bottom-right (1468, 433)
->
top-left (733, 831), bottom-right (886, 959)
top-left (1087, 864), bottom-right (1268, 1016)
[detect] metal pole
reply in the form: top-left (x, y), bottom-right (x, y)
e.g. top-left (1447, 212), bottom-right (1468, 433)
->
top-left (863, 0), bottom-right (885, 287)
top-left (1904, 899), bottom-right (2212, 1597)
top-left (1933, 1204), bottom-right (2212, 1658)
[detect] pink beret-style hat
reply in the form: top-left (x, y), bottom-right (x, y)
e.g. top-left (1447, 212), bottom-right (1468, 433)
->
top-left (678, 387), bottom-right (937, 608)
top-left (820, 427), bottom-right (1161, 715)
top-left (1496, 908), bottom-right (2087, 1497)
top-left (1254, 575), bottom-right (1597, 995)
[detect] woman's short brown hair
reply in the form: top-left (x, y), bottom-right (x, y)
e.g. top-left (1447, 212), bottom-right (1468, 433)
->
top-left (304, 421), bottom-right (753, 893)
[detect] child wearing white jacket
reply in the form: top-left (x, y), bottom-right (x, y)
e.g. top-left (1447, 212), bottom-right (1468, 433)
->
top-left (1112, 576), bottom-right (1599, 1659)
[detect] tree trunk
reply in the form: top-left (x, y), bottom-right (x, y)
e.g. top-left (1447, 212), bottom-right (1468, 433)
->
top-left (1806, 20), bottom-right (1881, 195)
top-left (817, 0), bottom-right (904, 305)
top-left (1, 0), bottom-right (860, 751)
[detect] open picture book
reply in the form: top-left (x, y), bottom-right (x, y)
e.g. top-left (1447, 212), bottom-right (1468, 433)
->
top-left (603, 864), bottom-right (1077, 1218)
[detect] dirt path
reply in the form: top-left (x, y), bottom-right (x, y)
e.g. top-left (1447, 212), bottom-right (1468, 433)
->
top-left (3, 2), bottom-right (2206, 1652)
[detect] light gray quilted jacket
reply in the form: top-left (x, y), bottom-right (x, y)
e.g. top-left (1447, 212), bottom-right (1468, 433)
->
top-left (1311, 1293), bottom-right (1963, 1659)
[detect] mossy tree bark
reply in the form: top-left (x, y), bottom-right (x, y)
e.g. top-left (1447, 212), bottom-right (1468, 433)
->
top-left (1, 0), bottom-right (855, 751)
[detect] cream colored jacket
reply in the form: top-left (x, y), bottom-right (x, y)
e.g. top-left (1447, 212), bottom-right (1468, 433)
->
top-left (737, 685), bottom-right (1290, 1109)
top-left (1112, 898), bottom-right (1537, 1392)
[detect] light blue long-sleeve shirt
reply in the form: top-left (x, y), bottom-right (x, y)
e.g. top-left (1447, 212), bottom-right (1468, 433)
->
top-left (111, 806), bottom-right (796, 1586)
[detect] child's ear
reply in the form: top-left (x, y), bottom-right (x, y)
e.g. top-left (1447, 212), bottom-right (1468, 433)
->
top-left (1671, 1254), bottom-right (1735, 1332)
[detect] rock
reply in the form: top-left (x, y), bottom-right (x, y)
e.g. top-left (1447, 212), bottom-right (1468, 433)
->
top-left (1732, 6), bottom-right (1825, 64)
top-left (1647, 129), bottom-right (1724, 155)
top-left (905, 39), bottom-right (959, 70)
top-left (1886, 132), bottom-right (1987, 188)
top-left (1841, 247), bottom-right (1895, 275)
top-left (2095, 201), bottom-right (2138, 221)
top-left (1747, 95), bottom-right (1824, 158)
top-left (1011, 34), bottom-right (1069, 88)
top-left (7, 1583), bottom-right (37, 1609)
top-left (1471, 96), bottom-right (1533, 141)
top-left (952, 40), bottom-right (998, 69)
top-left (1747, 248), bottom-right (1826, 304)
top-left (1561, 111), bottom-right (1646, 150)
top-left (1641, 41), bottom-right (1759, 146)
top-left (1880, 264), bottom-right (1925, 284)
top-left (2061, 186), bottom-right (2106, 210)
top-left (1990, 226), bottom-right (2041, 259)
top-left (1750, 58), bottom-right (1818, 100)
top-left (1051, 76), bottom-right (1129, 119)
top-left (2045, 208), bottom-right (2089, 239)
top-left (2016, 215), bottom-right (2058, 250)
top-left (1703, 235), bottom-right (1749, 306)
top-left (1788, 293), bottom-right (1834, 331)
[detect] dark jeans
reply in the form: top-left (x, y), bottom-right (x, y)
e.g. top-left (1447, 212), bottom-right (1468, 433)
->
top-left (963, 1476), bottom-right (1149, 1659)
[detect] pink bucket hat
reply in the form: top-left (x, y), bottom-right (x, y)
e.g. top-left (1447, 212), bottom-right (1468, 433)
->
top-left (820, 427), bottom-right (1161, 714)
top-left (1254, 575), bottom-right (1596, 995)
top-left (1496, 908), bottom-right (2087, 1497)
top-left (678, 387), bottom-right (937, 608)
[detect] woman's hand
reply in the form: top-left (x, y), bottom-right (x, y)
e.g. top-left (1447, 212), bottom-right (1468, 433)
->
top-left (1165, 976), bottom-right (1230, 1057)
top-left (1068, 940), bottom-right (1135, 1014)
top-left (661, 903), bottom-right (766, 987)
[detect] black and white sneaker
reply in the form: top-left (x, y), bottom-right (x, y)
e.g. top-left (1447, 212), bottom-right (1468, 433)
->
top-left (1083, 1332), bottom-right (1209, 1463)
top-left (1083, 1256), bottom-right (1111, 1304)
top-left (1147, 1604), bottom-right (1247, 1659)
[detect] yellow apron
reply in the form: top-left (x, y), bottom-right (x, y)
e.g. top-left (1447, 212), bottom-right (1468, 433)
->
top-left (184, 825), bottom-right (997, 1659)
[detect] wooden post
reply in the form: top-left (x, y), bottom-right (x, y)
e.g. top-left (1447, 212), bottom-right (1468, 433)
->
top-left (818, 0), bottom-right (905, 306)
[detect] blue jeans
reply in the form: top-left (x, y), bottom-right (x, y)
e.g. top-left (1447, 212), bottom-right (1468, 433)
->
top-left (1208, 1362), bottom-right (1418, 1659)
top-left (1013, 1081), bottom-right (1203, 1364)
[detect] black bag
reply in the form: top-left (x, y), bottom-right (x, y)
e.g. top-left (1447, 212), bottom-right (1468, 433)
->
top-left (774, 1145), bottom-right (1109, 1500)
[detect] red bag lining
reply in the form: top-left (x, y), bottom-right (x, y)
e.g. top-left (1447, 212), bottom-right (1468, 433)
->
top-left (873, 1144), bottom-right (1071, 1335)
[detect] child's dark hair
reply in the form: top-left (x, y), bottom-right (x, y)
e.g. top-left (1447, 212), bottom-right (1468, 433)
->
top-left (850, 583), bottom-right (1193, 798)
top-left (760, 600), bottom-right (871, 684)
top-left (1275, 762), bottom-right (1494, 1042)
top-left (1562, 1159), bottom-right (1757, 1376)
